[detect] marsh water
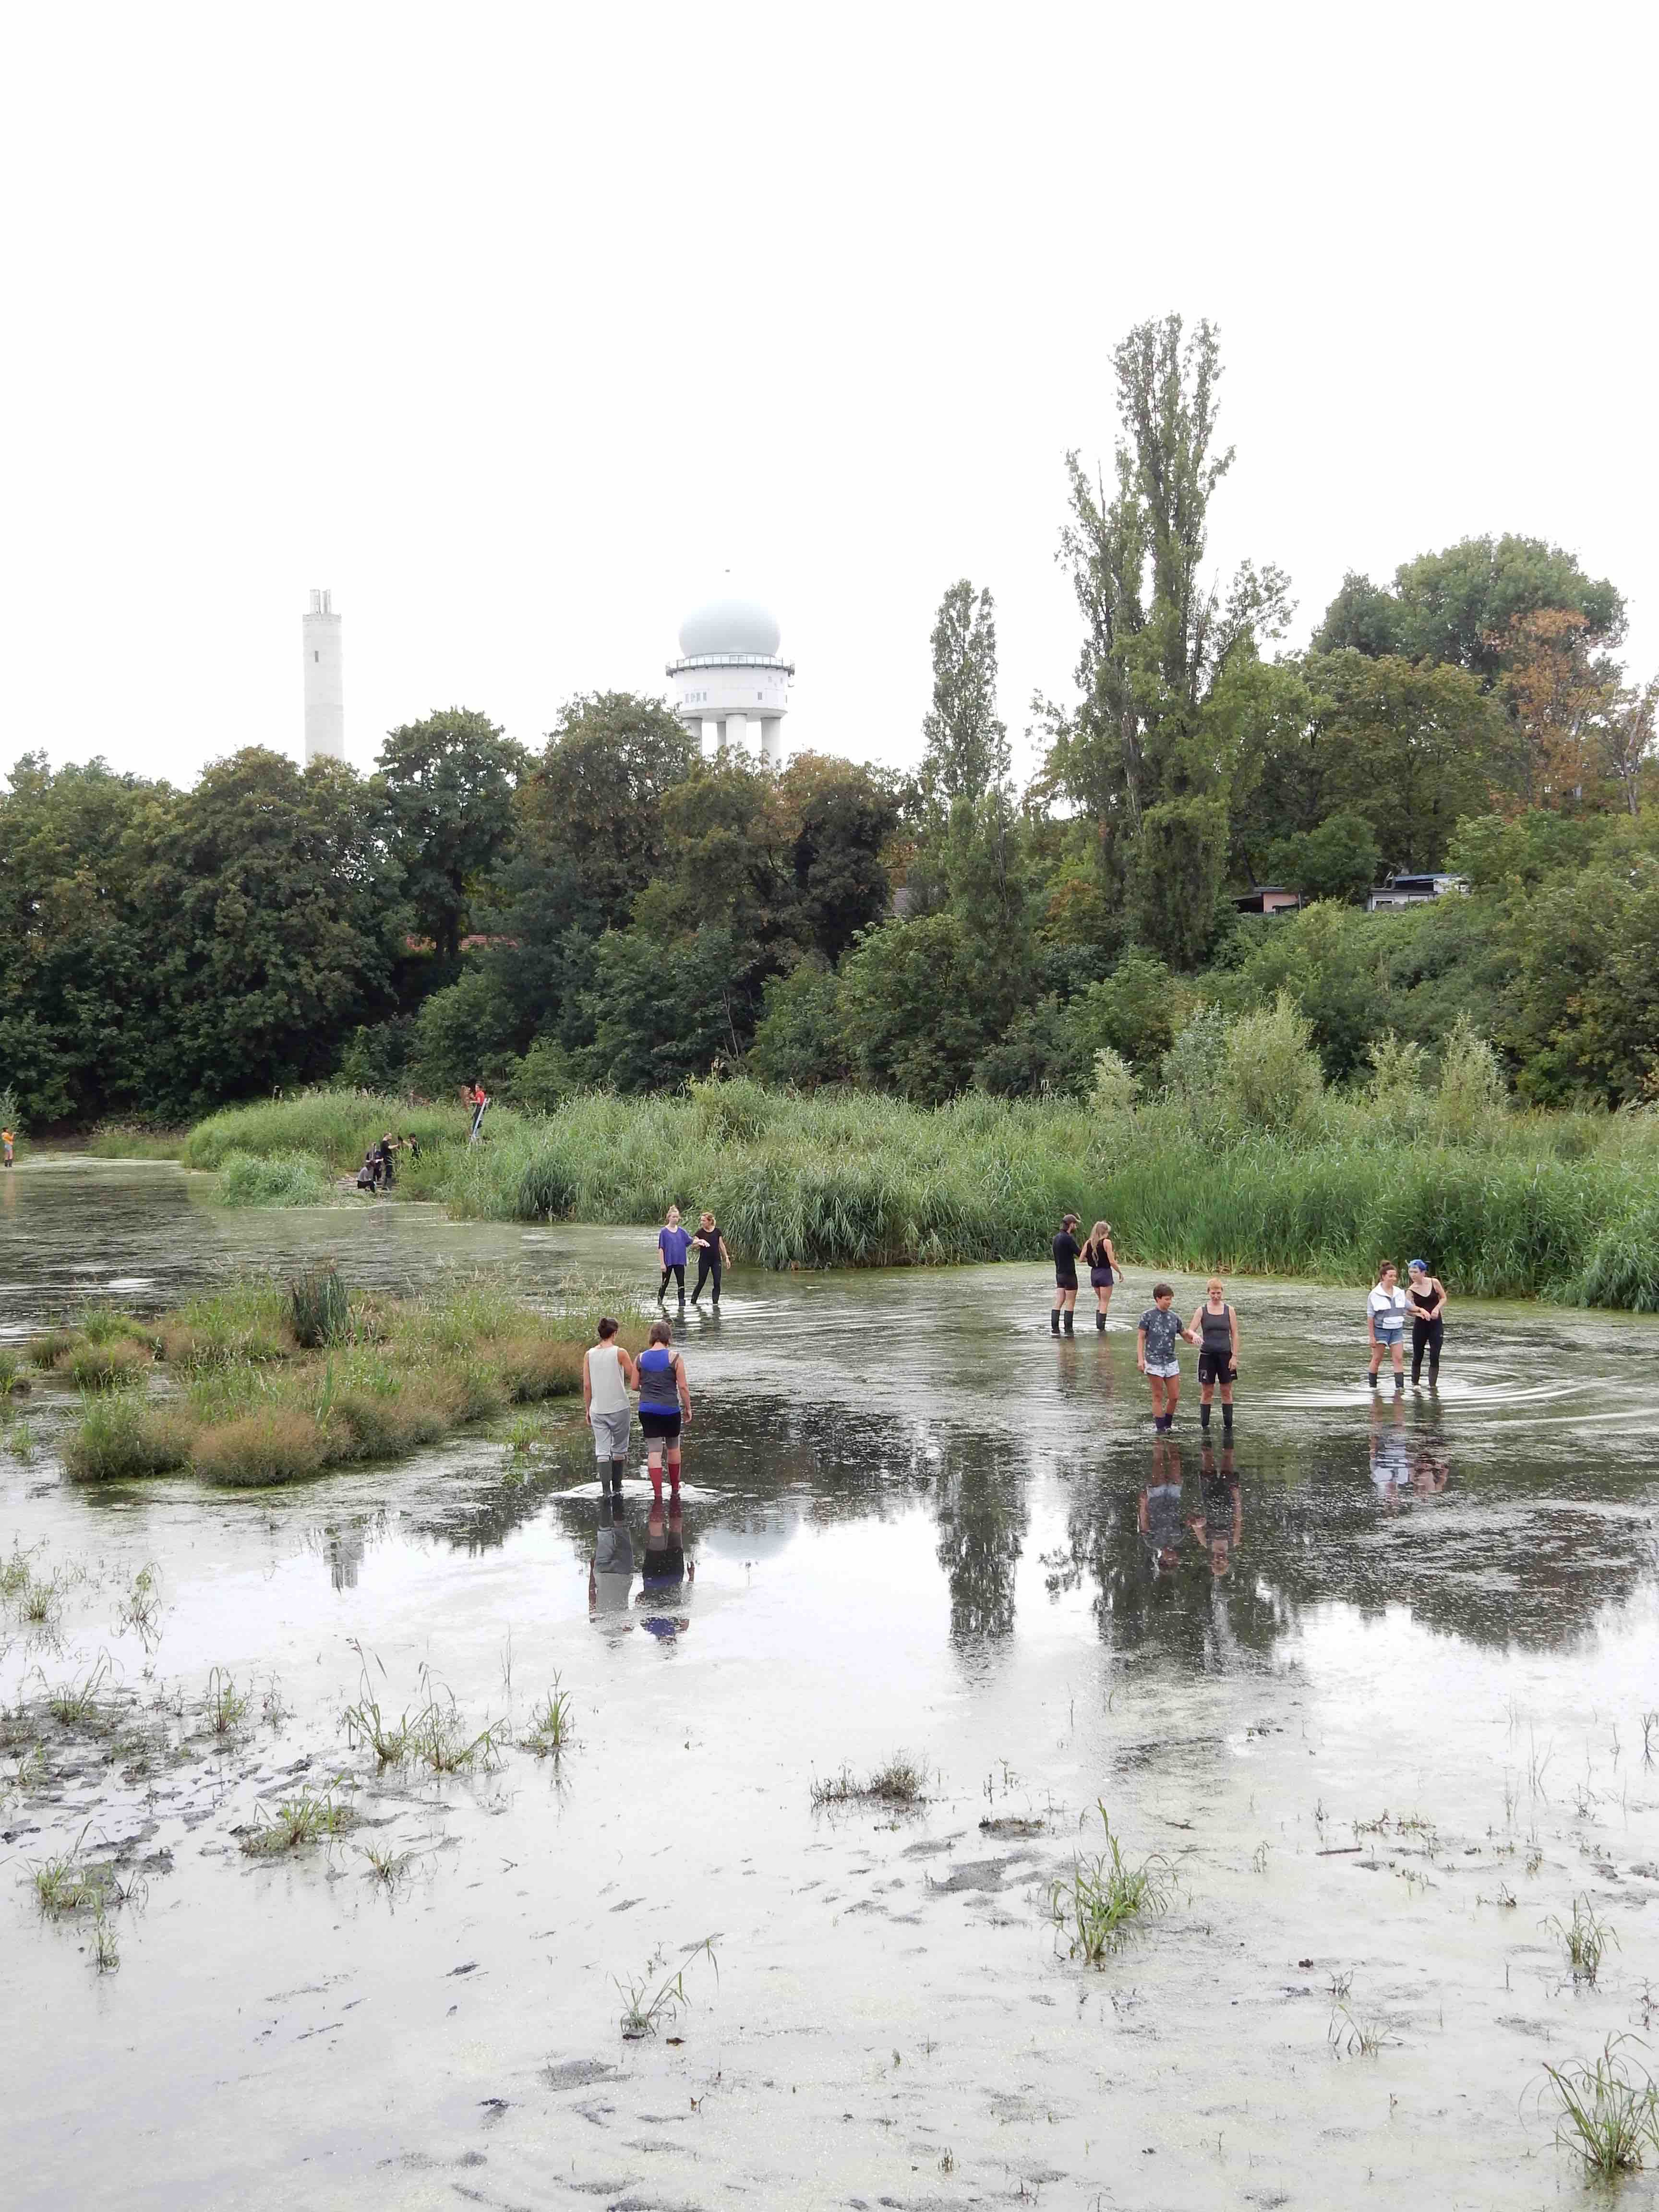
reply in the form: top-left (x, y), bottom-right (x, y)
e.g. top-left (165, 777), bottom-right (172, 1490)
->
top-left (4, 1160), bottom-right (1659, 2210)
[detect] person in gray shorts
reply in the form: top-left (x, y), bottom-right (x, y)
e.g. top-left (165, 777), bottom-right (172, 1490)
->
top-left (582, 1317), bottom-right (639, 1495)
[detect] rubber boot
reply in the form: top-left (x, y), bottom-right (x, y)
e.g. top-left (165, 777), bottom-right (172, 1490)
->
top-left (610, 1456), bottom-right (626, 1494)
top-left (1096, 1311), bottom-right (1106, 1333)
top-left (1050, 1310), bottom-right (1060, 1335)
top-left (1200, 1403), bottom-right (1212, 1431)
top-left (1394, 1373), bottom-right (1404, 1393)
top-left (1222, 1406), bottom-right (1234, 1435)
top-left (649, 1464), bottom-right (663, 1503)
top-left (1062, 1311), bottom-right (1073, 1336)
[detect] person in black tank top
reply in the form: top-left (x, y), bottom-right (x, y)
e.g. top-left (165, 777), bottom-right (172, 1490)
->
top-left (1407, 1260), bottom-right (1446, 1386)
top-left (1051, 1214), bottom-right (1082, 1335)
top-left (1187, 1276), bottom-right (1238, 1434)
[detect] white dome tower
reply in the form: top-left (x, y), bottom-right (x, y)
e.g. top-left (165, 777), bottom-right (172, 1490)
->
top-left (668, 593), bottom-right (793, 765)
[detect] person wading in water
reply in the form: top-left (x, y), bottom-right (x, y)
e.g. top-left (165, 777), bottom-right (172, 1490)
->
top-left (1051, 1214), bottom-right (1082, 1335)
top-left (582, 1316), bottom-right (638, 1498)
top-left (635, 1319), bottom-right (691, 1500)
top-left (1188, 1277), bottom-right (1238, 1436)
top-left (1407, 1259), bottom-right (1447, 1388)
top-left (1081, 1220), bottom-right (1118, 1332)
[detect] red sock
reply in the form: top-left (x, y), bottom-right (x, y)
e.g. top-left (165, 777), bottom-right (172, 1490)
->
top-left (649, 1466), bottom-right (663, 1501)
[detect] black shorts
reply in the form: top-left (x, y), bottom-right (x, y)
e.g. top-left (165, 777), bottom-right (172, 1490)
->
top-left (1089, 1266), bottom-right (1113, 1288)
top-left (1197, 1347), bottom-right (1235, 1385)
top-left (1055, 1274), bottom-right (1078, 1293)
top-left (640, 1409), bottom-right (682, 1440)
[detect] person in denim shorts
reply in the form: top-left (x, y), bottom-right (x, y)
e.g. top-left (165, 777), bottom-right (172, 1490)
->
top-left (1137, 1281), bottom-right (1195, 1432)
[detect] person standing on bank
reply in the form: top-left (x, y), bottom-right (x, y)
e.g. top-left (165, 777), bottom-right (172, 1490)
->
top-left (1368, 1262), bottom-right (1408, 1392)
top-left (656, 1206), bottom-right (692, 1304)
top-left (690, 1212), bottom-right (730, 1308)
top-left (1188, 1277), bottom-right (1238, 1435)
top-left (1081, 1220), bottom-right (1119, 1332)
top-left (582, 1316), bottom-right (638, 1497)
top-left (1051, 1214), bottom-right (1082, 1335)
top-left (1407, 1259), bottom-right (1447, 1388)
top-left (636, 1319), bottom-right (691, 1500)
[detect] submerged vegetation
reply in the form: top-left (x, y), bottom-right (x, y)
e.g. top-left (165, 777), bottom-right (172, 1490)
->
top-left (42, 1274), bottom-right (641, 1489)
top-left (188, 1073), bottom-right (1659, 1309)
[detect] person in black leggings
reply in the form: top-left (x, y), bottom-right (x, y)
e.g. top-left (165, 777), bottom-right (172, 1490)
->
top-left (1051, 1214), bottom-right (1082, 1334)
top-left (1407, 1260), bottom-right (1446, 1386)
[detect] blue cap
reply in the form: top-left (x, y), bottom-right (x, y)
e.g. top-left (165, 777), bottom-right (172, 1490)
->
top-left (1407, 1258), bottom-right (1428, 1271)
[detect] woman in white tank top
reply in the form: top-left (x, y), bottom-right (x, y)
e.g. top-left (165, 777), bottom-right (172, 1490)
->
top-left (583, 1319), bottom-right (638, 1495)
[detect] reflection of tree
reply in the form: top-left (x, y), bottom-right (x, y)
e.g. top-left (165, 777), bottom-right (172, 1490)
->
top-left (933, 1433), bottom-right (1030, 1641)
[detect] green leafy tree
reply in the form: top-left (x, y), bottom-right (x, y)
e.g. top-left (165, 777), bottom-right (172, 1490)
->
top-left (1265, 810), bottom-right (1381, 904)
top-left (486, 693), bottom-right (697, 1046)
top-left (777, 753), bottom-right (900, 962)
top-left (921, 580), bottom-right (1009, 805)
top-left (838, 913), bottom-right (1002, 1104)
top-left (579, 926), bottom-right (746, 1092)
top-left (1129, 795), bottom-right (1229, 970)
top-left (0, 754), bottom-right (162, 1122)
top-left (1072, 947), bottom-right (1183, 1066)
top-left (1303, 650), bottom-right (1509, 870)
top-left (375, 709), bottom-right (528, 967)
top-left (1042, 314), bottom-right (1291, 887)
top-left (748, 958), bottom-right (849, 1088)
top-left (1312, 534), bottom-right (1625, 681)
top-left (134, 751), bottom-right (408, 1117)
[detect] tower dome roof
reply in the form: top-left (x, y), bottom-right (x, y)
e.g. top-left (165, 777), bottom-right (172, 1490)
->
top-left (678, 596), bottom-right (781, 659)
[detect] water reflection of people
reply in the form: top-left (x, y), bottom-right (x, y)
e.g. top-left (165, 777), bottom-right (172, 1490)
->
top-left (637, 1498), bottom-right (693, 1642)
top-left (1138, 1437), bottom-right (1185, 1576)
top-left (589, 1495), bottom-right (637, 1623)
top-left (1368, 1393), bottom-right (1411, 1503)
top-left (1189, 1444), bottom-right (1241, 1576)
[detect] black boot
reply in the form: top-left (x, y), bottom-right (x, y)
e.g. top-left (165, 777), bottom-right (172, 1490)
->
top-left (1062, 1311), bottom-right (1073, 1335)
top-left (1095, 1311), bottom-right (1106, 1333)
top-left (1051, 1310), bottom-right (1060, 1335)
top-left (1222, 1406), bottom-right (1234, 1434)
top-left (1200, 1403), bottom-right (1212, 1431)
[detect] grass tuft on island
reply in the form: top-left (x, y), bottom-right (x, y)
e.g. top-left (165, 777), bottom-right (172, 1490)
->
top-left (181, 1079), bottom-right (1659, 1308)
top-left (43, 1273), bottom-right (642, 1489)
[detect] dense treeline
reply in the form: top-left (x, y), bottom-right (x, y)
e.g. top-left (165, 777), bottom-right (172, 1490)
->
top-left (3, 313), bottom-right (1655, 1129)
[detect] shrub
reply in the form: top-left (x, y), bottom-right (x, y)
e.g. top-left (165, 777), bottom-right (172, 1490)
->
top-left (192, 1408), bottom-right (328, 1487)
top-left (1221, 992), bottom-right (1326, 1137)
top-left (287, 1264), bottom-right (350, 1348)
top-left (217, 1150), bottom-right (336, 1208)
top-left (494, 1339), bottom-right (585, 1402)
top-left (1436, 1014), bottom-right (1507, 1141)
top-left (1575, 1199), bottom-right (1659, 1311)
top-left (1365, 1032), bottom-right (1431, 1119)
top-left (59, 1339), bottom-right (150, 1390)
top-left (64, 1396), bottom-right (193, 1482)
top-left (1088, 1048), bottom-right (1137, 1118)
top-left (748, 960), bottom-right (849, 1088)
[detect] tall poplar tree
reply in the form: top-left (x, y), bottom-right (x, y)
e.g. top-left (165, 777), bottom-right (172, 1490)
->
top-left (920, 580), bottom-right (1009, 805)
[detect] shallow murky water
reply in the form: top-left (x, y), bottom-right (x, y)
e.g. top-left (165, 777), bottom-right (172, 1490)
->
top-left (5, 1163), bottom-right (1659, 2209)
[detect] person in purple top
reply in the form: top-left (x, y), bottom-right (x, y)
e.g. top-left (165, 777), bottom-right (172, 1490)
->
top-left (656, 1206), bottom-right (693, 1304)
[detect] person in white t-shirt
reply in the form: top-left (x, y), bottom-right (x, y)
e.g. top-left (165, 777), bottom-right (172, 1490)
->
top-left (582, 1317), bottom-right (639, 1496)
top-left (1366, 1263), bottom-right (1408, 1392)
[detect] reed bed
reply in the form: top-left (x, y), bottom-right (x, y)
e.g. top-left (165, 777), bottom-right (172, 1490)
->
top-left (184, 1081), bottom-right (1659, 1308)
top-left (49, 1274), bottom-right (641, 1489)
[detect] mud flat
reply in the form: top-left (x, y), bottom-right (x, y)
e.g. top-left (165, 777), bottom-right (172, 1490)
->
top-left (3, 1162), bottom-right (1659, 2209)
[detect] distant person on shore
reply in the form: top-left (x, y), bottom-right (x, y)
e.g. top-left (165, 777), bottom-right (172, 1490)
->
top-left (1137, 1281), bottom-right (1195, 1431)
top-left (1051, 1213), bottom-right (1082, 1335)
top-left (690, 1211), bottom-right (730, 1308)
top-left (1368, 1262), bottom-right (1408, 1393)
top-left (403, 1131), bottom-right (421, 1164)
top-left (636, 1318), bottom-right (690, 1500)
top-left (1081, 1220), bottom-right (1118, 1331)
top-left (2, 1129), bottom-right (12, 1169)
top-left (374, 1132), bottom-right (397, 1189)
top-left (1189, 1277), bottom-right (1238, 1436)
top-left (656, 1206), bottom-right (692, 1304)
top-left (1407, 1259), bottom-right (1447, 1388)
top-left (582, 1315), bottom-right (639, 1498)
top-left (467, 1081), bottom-right (489, 1145)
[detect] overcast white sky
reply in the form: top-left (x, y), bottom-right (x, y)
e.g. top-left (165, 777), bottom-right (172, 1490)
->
top-left (3, 1), bottom-right (1653, 792)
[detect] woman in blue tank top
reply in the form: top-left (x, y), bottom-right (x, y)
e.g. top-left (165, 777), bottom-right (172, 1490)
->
top-left (636, 1318), bottom-right (690, 1499)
